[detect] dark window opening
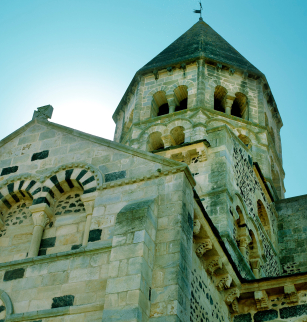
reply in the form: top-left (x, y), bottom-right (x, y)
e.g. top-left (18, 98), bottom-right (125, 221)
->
top-left (214, 97), bottom-right (225, 113)
top-left (175, 98), bottom-right (188, 112)
top-left (231, 100), bottom-right (242, 118)
top-left (157, 103), bottom-right (169, 116)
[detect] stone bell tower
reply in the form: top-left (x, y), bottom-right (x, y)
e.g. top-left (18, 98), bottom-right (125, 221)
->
top-left (113, 18), bottom-right (285, 278)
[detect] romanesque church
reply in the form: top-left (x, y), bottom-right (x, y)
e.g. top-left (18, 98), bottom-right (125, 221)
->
top-left (0, 17), bottom-right (306, 322)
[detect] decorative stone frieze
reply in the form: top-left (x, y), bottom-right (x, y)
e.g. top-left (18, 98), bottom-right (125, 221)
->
top-left (196, 239), bottom-right (212, 257)
top-left (216, 274), bottom-right (232, 291)
top-left (193, 219), bottom-right (201, 235)
top-left (207, 256), bottom-right (223, 275)
top-left (254, 290), bottom-right (269, 310)
top-left (284, 284), bottom-right (298, 304)
top-left (225, 288), bottom-right (240, 305)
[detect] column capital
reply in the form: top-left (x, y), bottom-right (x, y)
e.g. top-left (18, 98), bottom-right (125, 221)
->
top-left (29, 203), bottom-right (53, 227)
top-left (81, 192), bottom-right (97, 216)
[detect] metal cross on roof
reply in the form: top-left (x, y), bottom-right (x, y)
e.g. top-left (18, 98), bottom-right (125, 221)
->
top-left (193, 1), bottom-right (203, 20)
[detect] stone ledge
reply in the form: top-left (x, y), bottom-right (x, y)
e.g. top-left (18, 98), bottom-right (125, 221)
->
top-left (0, 240), bottom-right (112, 271)
top-left (6, 303), bottom-right (104, 321)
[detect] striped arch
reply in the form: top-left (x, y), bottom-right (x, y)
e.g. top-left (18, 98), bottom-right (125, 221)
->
top-left (36, 166), bottom-right (100, 207)
top-left (0, 177), bottom-right (40, 211)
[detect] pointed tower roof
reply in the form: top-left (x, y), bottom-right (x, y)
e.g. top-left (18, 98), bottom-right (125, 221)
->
top-left (139, 19), bottom-right (262, 76)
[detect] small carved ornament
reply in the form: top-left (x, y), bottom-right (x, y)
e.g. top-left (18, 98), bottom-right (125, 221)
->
top-left (193, 220), bottom-right (201, 235)
top-left (216, 274), bottom-right (232, 291)
top-left (196, 239), bottom-right (212, 257)
top-left (207, 257), bottom-right (222, 275)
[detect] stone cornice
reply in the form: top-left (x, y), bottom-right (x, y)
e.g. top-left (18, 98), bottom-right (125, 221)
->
top-left (98, 165), bottom-right (196, 190)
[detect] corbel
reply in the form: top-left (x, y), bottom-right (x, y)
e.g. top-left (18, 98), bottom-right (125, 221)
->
top-left (196, 239), bottom-right (212, 257)
top-left (243, 71), bottom-right (248, 80)
top-left (216, 274), bottom-right (232, 291)
top-left (182, 151), bottom-right (191, 165)
top-left (216, 63), bottom-right (222, 72)
top-left (193, 220), bottom-right (201, 235)
top-left (206, 256), bottom-right (223, 275)
top-left (254, 290), bottom-right (269, 310)
top-left (167, 66), bottom-right (173, 76)
top-left (284, 284), bottom-right (298, 304)
top-left (153, 69), bottom-right (159, 80)
top-left (181, 63), bottom-right (186, 77)
top-left (229, 68), bottom-right (235, 76)
top-left (196, 146), bottom-right (208, 162)
top-left (225, 288), bottom-right (240, 313)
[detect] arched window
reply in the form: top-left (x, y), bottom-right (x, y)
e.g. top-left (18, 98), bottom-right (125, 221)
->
top-left (0, 198), bottom-right (34, 262)
top-left (257, 200), bottom-right (271, 238)
top-left (39, 189), bottom-right (86, 256)
top-left (231, 93), bottom-right (247, 119)
top-left (174, 85), bottom-right (188, 112)
top-left (170, 126), bottom-right (185, 145)
top-left (214, 86), bottom-right (227, 112)
top-left (148, 131), bottom-right (164, 152)
top-left (153, 91), bottom-right (169, 116)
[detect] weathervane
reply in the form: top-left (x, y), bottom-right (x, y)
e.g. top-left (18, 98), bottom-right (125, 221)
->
top-left (193, 1), bottom-right (203, 20)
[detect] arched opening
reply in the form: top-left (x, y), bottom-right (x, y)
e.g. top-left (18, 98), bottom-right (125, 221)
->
top-left (214, 86), bottom-right (227, 113)
top-left (147, 131), bottom-right (164, 152)
top-left (170, 126), bottom-right (185, 145)
top-left (153, 91), bottom-right (169, 117)
top-left (174, 85), bottom-right (188, 112)
top-left (257, 200), bottom-right (271, 238)
top-left (231, 92), bottom-right (247, 119)
top-left (0, 196), bottom-right (34, 262)
top-left (39, 188), bottom-right (86, 256)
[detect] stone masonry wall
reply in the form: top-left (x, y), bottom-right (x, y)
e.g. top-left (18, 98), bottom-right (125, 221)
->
top-left (276, 194), bottom-right (307, 275)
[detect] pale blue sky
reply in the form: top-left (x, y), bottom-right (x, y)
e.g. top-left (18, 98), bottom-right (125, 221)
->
top-left (0, 0), bottom-right (307, 198)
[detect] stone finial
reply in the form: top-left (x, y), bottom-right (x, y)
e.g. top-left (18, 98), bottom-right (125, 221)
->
top-left (254, 290), bottom-right (269, 310)
top-left (216, 274), bottom-right (232, 291)
top-left (207, 256), bottom-right (223, 275)
top-left (196, 239), bottom-right (212, 257)
top-left (32, 105), bottom-right (53, 121)
top-left (284, 284), bottom-right (298, 303)
top-left (193, 219), bottom-right (201, 235)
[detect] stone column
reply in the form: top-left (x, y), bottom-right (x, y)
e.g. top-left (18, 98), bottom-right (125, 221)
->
top-left (225, 96), bottom-right (235, 115)
top-left (167, 96), bottom-right (177, 114)
top-left (238, 236), bottom-right (251, 259)
top-left (28, 204), bottom-right (53, 258)
top-left (81, 192), bottom-right (97, 247)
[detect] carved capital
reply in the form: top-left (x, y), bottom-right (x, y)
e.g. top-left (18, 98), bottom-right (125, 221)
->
top-left (29, 203), bottom-right (53, 227)
top-left (161, 135), bottom-right (175, 148)
top-left (196, 239), bottom-right (212, 257)
top-left (284, 285), bottom-right (298, 304)
top-left (216, 274), bottom-right (232, 291)
top-left (225, 288), bottom-right (240, 305)
top-left (238, 236), bottom-right (251, 249)
top-left (81, 192), bottom-right (97, 217)
top-left (207, 257), bottom-right (223, 275)
top-left (193, 220), bottom-right (201, 235)
top-left (32, 212), bottom-right (49, 228)
top-left (254, 290), bottom-right (269, 310)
